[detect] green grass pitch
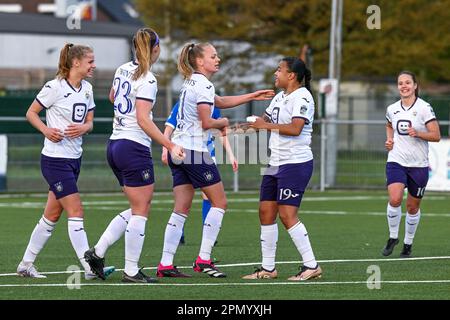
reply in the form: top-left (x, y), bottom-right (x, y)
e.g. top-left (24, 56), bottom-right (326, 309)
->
top-left (0, 190), bottom-right (449, 300)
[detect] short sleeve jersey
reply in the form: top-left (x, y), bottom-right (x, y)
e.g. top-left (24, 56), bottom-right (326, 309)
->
top-left (109, 61), bottom-right (158, 148)
top-left (264, 87), bottom-right (315, 166)
top-left (36, 78), bottom-right (95, 159)
top-left (171, 72), bottom-right (215, 152)
top-left (386, 97), bottom-right (436, 167)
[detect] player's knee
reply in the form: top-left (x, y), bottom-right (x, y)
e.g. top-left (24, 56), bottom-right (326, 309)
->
top-left (45, 211), bottom-right (62, 223)
top-left (67, 206), bottom-right (84, 218)
top-left (211, 199), bottom-right (227, 211)
top-left (406, 204), bottom-right (419, 215)
top-left (389, 197), bottom-right (402, 207)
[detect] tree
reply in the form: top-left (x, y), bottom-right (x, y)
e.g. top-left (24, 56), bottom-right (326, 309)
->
top-left (134, 0), bottom-right (450, 84)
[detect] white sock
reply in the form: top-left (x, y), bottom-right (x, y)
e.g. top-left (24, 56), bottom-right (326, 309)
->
top-left (22, 216), bottom-right (56, 264)
top-left (288, 222), bottom-right (317, 268)
top-left (95, 208), bottom-right (132, 258)
top-left (68, 217), bottom-right (91, 272)
top-left (160, 212), bottom-right (187, 266)
top-left (124, 215), bottom-right (147, 277)
top-left (404, 210), bottom-right (421, 245)
top-left (387, 203), bottom-right (402, 239)
top-left (261, 223), bottom-right (278, 271)
top-left (199, 207), bottom-right (224, 261)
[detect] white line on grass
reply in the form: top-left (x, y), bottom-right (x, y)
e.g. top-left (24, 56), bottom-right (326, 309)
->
top-left (2, 256), bottom-right (450, 277)
top-left (1, 279), bottom-right (450, 288)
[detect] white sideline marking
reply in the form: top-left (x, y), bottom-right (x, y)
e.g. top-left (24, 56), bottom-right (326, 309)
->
top-left (2, 256), bottom-right (450, 277)
top-left (1, 280), bottom-right (450, 288)
top-left (1, 202), bottom-right (450, 218)
top-left (0, 204), bottom-right (450, 218)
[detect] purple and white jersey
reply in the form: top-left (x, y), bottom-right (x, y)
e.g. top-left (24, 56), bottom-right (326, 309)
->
top-left (265, 87), bottom-right (315, 166)
top-left (386, 97), bottom-right (436, 167)
top-left (36, 78), bottom-right (95, 159)
top-left (171, 72), bottom-right (215, 152)
top-left (109, 61), bottom-right (158, 148)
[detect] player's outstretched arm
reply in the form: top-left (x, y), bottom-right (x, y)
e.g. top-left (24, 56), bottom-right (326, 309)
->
top-left (214, 90), bottom-right (275, 109)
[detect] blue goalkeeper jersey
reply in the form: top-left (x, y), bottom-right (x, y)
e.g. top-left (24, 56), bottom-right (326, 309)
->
top-left (165, 101), bottom-right (221, 157)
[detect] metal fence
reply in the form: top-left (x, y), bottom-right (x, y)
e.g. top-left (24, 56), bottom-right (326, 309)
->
top-left (2, 119), bottom-right (448, 193)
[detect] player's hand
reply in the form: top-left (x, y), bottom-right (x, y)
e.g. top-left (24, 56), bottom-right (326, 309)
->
top-left (219, 117), bottom-right (230, 128)
top-left (251, 90), bottom-right (275, 101)
top-left (407, 127), bottom-right (419, 138)
top-left (249, 117), bottom-right (266, 130)
top-left (169, 144), bottom-right (185, 162)
top-left (161, 147), bottom-right (169, 165)
top-left (44, 127), bottom-right (64, 143)
top-left (229, 155), bottom-right (238, 172)
top-left (385, 138), bottom-right (394, 151)
top-left (64, 124), bottom-right (88, 138)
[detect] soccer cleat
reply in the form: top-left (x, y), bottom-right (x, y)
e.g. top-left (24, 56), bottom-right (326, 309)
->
top-left (85, 266), bottom-right (116, 280)
top-left (17, 262), bottom-right (47, 278)
top-left (287, 264), bottom-right (322, 281)
top-left (156, 264), bottom-right (192, 278)
top-left (84, 247), bottom-right (105, 280)
top-left (400, 243), bottom-right (412, 258)
top-left (242, 267), bottom-right (278, 280)
top-left (382, 238), bottom-right (399, 256)
top-left (122, 269), bottom-right (158, 283)
top-left (193, 256), bottom-right (226, 278)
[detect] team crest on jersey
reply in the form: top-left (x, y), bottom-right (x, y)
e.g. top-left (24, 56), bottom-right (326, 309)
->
top-left (85, 92), bottom-right (90, 100)
top-left (141, 169), bottom-right (151, 181)
top-left (413, 111), bottom-right (417, 116)
top-left (54, 182), bottom-right (63, 193)
top-left (300, 105), bottom-right (308, 115)
top-left (284, 99), bottom-right (289, 105)
top-left (203, 171), bottom-right (214, 182)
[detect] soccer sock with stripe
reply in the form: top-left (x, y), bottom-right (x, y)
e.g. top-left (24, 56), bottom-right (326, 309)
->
top-left (404, 210), bottom-right (421, 245)
top-left (288, 221), bottom-right (317, 268)
top-left (260, 223), bottom-right (278, 272)
top-left (68, 217), bottom-right (91, 272)
top-left (387, 203), bottom-right (402, 239)
top-left (124, 214), bottom-right (147, 277)
top-left (95, 208), bottom-right (132, 258)
top-left (160, 212), bottom-right (187, 266)
top-left (22, 215), bottom-right (56, 264)
top-left (199, 207), bottom-right (224, 261)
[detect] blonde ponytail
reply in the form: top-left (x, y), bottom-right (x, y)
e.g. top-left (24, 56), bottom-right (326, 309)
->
top-left (177, 42), bottom-right (211, 79)
top-left (132, 28), bottom-right (160, 81)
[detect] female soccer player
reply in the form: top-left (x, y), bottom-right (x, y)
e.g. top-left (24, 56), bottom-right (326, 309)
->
top-left (17, 43), bottom-right (109, 280)
top-left (382, 71), bottom-right (440, 258)
top-left (161, 101), bottom-right (239, 245)
top-left (242, 57), bottom-right (322, 281)
top-left (84, 28), bottom-right (184, 283)
top-left (156, 42), bottom-right (274, 278)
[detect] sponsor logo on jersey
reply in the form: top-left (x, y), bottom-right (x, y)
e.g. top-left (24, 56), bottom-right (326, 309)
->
top-left (397, 119), bottom-right (412, 135)
top-left (64, 93), bottom-right (72, 98)
top-left (206, 85), bottom-right (212, 89)
top-left (149, 80), bottom-right (156, 84)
